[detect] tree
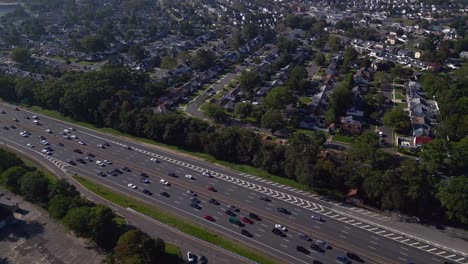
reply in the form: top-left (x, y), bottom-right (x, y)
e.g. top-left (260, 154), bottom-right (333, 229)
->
top-left (11, 47), bottom-right (31, 64)
top-left (264, 86), bottom-right (292, 109)
top-left (420, 139), bottom-right (449, 175)
top-left (348, 131), bottom-right (391, 169)
top-left (242, 23), bottom-right (258, 40)
top-left (204, 103), bottom-right (226, 122)
top-left (374, 71), bottom-right (390, 86)
top-left (191, 49), bottom-right (216, 71)
top-left (91, 205), bottom-right (120, 250)
top-left (0, 166), bottom-right (27, 194)
top-left (48, 195), bottom-right (73, 219)
top-left (179, 20), bottom-right (193, 36)
top-left (314, 53), bottom-right (325, 66)
top-left (20, 171), bottom-right (50, 205)
top-left (437, 176), bottom-right (468, 224)
top-left (343, 47), bottom-right (358, 67)
top-left (261, 109), bottom-right (284, 132)
top-left (286, 66), bottom-right (309, 93)
top-left (128, 45), bottom-right (147, 61)
top-left (451, 138), bottom-right (468, 174)
top-left (326, 82), bottom-right (353, 122)
top-left (327, 35), bottom-right (342, 51)
top-left (114, 230), bottom-right (165, 263)
top-left (234, 102), bottom-right (252, 119)
top-left (383, 108), bottom-right (411, 133)
top-left (80, 35), bottom-right (107, 52)
top-left (239, 71), bottom-right (260, 95)
top-left (49, 179), bottom-right (79, 199)
top-left (0, 149), bottom-right (22, 172)
top-left (63, 206), bottom-right (93, 237)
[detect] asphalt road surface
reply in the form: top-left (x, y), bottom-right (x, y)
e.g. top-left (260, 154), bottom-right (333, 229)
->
top-left (0, 102), bottom-right (466, 264)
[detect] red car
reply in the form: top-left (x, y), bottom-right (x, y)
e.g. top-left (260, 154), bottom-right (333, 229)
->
top-left (207, 186), bottom-right (217, 192)
top-left (203, 215), bottom-right (215, 222)
top-left (241, 217), bottom-right (253, 224)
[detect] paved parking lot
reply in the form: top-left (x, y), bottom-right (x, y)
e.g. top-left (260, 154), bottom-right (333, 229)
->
top-left (0, 189), bottom-right (103, 264)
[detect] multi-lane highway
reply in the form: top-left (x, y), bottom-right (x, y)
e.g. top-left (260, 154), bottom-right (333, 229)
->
top-left (0, 102), bottom-right (467, 264)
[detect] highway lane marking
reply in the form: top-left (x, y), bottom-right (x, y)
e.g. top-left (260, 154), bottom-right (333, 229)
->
top-left (280, 244), bottom-right (288, 248)
top-left (383, 233), bottom-right (395, 237)
top-left (428, 248), bottom-right (437, 252)
top-left (367, 227), bottom-right (378, 231)
top-left (254, 233), bottom-right (261, 237)
top-left (341, 230), bottom-right (349, 234)
top-left (370, 236), bottom-right (379, 240)
top-left (313, 225), bottom-right (321, 229)
top-left (258, 228), bottom-right (265, 232)
top-left (455, 257), bottom-right (465, 262)
top-left (339, 235), bottom-right (347, 239)
top-left (375, 230), bottom-right (386, 234)
top-left (369, 241), bottom-right (379, 245)
top-left (216, 212), bottom-right (222, 215)
top-left (344, 226), bottom-right (351, 230)
top-left (409, 242), bottom-right (419, 246)
top-left (265, 207), bottom-right (272, 211)
top-left (392, 236), bottom-right (403, 240)
top-left (432, 258), bottom-right (442, 262)
top-left (261, 224), bottom-right (268, 228)
top-left (283, 239), bottom-right (290, 242)
top-left (418, 245), bottom-right (430, 249)
top-left (174, 201), bottom-right (180, 204)
top-left (435, 251), bottom-right (446, 255)
top-left (399, 251), bottom-right (408, 256)
top-left (398, 257), bottom-right (407, 262)
top-left (368, 246), bottom-right (376, 250)
top-left (445, 254), bottom-right (455, 258)
top-left (400, 246), bottom-right (408, 251)
top-left (289, 216), bottom-right (296, 219)
top-left (245, 200), bottom-right (251, 203)
top-left (400, 239), bottom-right (409, 243)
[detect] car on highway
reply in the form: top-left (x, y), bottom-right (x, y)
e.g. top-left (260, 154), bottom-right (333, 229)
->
top-left (336, 256), bottom-right (352, 264)
top-left (140, 178), bottom-right (150, 184)
top-left (12, 118), bottom-right (18, 122)
top-left (190, 203), bottom-right (202, 210)
top-left (167, 172), bottom-right (176, 177)
top-left (97, 171), bottom-right (106, 177)
top-left (310, 244), bottom-right (325, 253)
top-left (259, 196), bottom-right (271, 202)
top-left (108, 170), bottom-right (118, 176)
top-left (208, 198), bottom-right (219, 205)
top-left (26, 143), bottom-right (34, 148)
top-left (202, 172), bottom-right (212, 177)
top-left (249, 213), bottom-right (261, 221)
top-left (124, 146), bottom-right (132, 150)
top-left (78, 141), bottom-right (86, 145)
top-left (67, 160), bottom-right (76, 165)
top-left (95, 160), bottom-right (104, 166)
top-left (31, 115), bottom-right (38, 119)
top-left (203, 215), bottom-right (215, 222)
top-left (296, 246), bottom-right (309, 254)
top-left (187, 252), bottom-right (196, 263)
top-left (1, 110), bottom-right (5, 114)
top-left (229, 217), bottom-right (243, 226)
top-left (198, 255), bottom-right (207, 264)
top-left (227, 205), bottom-right (239, 212)
top-left (225, 210), bottom-right (236, 216)
top-left (122, 167), bottom-right (131, 172)
top-left (159, 179), bottom-right (169, 185)
top-left (298, 233), bottom-right (311, 241)
top-left (103, 160), bottom-right (112, 165)
top-left (63, 129), bottom-right (70, 133)
top-left (275, 224), bottom-right (287, 231)
top-left (58, 143), bottom-right (64, 146)
top-left (41, 140), bottom-right (50, 145)
top-left (346, 252), bottom-right (364, 262)
top-left (160, 191), bottom-right (169, 197)
top-left (142, 189), bottom-right (152, 195)
top-left (277, 207), bottom-right (290, 214)
top-left (97, 144), bottom-right (105, 148)
top-left (185, 174), bottom-right (194, 179)
top-left (207, 186), bottom-right (217, 192)
top-left (127, 183), bottom-right (137, 189)
top-left (139, 172), bottom-right (149, 178)
top-left (68, 127), bottom-right (75, 131)
top-left (241, 229), bottom-right (253, 237)
top-left (63, 135), bottom-right (71, 140)
top-left (187, 190), bottom-right (197, 196)
top-left (3, 126), bottom-right (9, 130)
top-left (24, 116), bottom-right (30, 119)
top-left (315, 240), bottom-right (331, 249)
top-left (87, 153), bottom-right (95, 158)
top-left (9, 125), bottom-right (16, 129)
top-left (271, 228), bottom-right (285, 237)
top-left (33, 120), bottom-right (40, 125)
top-left (45, 129), bottom-right (52, 134)
top-left (150, 158), bottom-right (159, 163)
top-left (190, 197), bottom-right (201, 203)
top-left (241, 217), bottom-right (253, 224)
top-left (73, 149), bottom-right (83, 154)
top-left (311, 215), bottom-right (324, 222)
top-left (76, 158), bottom-right (85, 164)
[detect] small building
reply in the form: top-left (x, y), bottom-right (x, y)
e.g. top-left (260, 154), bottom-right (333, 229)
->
top-left (414, 136), bottom-right (432, 147)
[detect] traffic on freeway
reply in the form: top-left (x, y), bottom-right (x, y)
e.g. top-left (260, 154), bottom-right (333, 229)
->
top-left (0, 103), bottom-right (466, 264)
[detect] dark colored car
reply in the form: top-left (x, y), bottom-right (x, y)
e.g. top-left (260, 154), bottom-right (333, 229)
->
top-left (310, 244), bottom-right (325, 253)
top-left (241, 217), bottom-right (253, 224)
top-left (160, 191), bottom-right (170, 197)
top-left (191, 203), bottom-right (202, 210)
top-left (207, 186), bottom-right (217, 192)
top-left (272, 228), bottom-right (285, 237)
top-left (76, 158), bottom-right (85, 164)
top-left (167, 172), bottom-right (176, 177)
top-left (208, 198), bottom-right (219, 205)
top-left (97, 171), bottom-right (106, 177)
top-left (347, 252), bottom-right (364, 262)
top-left (198, 255), bottom-right (207, 264)
top-left (58, 143), bottom-right (64, 146)
top-left (313, 261), bottom-right (323, 264)
top-left (143, 189), bottom-right (153, 196)
top-left (87, 153), bottom-right (95, 158)
top-left (298, 233), bottom-right (311, 241)
top-left (67, 160), bottom-right (76, 165)
top-left (191, 197), bottom-right (201, 203)
top-left (103, 143), bottom-right (111, 147)
top-left (249, 213), bottom-right (261, 221)
top-left (336, 256), bottom-right (351, 264)
top-left (140, 178), bottom-right (150, 184)
top-left (241, 229), bottom-right (253, 237)
top-left (225, 210), bottom-right (236, 216)
top-left (277, 207), bottom-right (290, 214)
top-left (259, 196), bottom-right (271, 202)
top-left (122, 167), bottom-right (131, 172)
top-left (73, 149), bottom-right (83, 154)
top-left (114, 168), bottom-right (123, 174)
top-left (296, 246), bottom-right (310, 254)
top-left (140, 172), bottom-right (149, 178)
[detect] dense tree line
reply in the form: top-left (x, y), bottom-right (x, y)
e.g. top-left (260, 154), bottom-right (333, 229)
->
top-left (0, 67), bottom-right (467, 226)
top-left (0, 149), bottom-right (176, 263)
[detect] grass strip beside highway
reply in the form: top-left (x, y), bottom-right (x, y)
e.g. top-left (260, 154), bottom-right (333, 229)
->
top-left (26, 105), bottom-right (344, 200)
top-left (74, 176), bottom-right (276, 264)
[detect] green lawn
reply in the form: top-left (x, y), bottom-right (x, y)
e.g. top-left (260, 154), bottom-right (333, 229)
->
top-left (75, 176), bottom-right (276, 264)
top-left (299, 96), bottom-right (312, 104)
top-left (163, 243), bottom-right (183, 263)
top-left (395, 93), bottom-right (405, 100)
top-left (332, 134), bottom-right (354, 144)
top-left (395, 102), bottom-right (407, 109)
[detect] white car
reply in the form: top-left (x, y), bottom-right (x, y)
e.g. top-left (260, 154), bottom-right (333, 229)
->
top-left (315, 240), bottom-right (331, 249)
top-left (70, 135), bottom-right (78, 139)
top-left (63, 129), bottom-right (70, 133)
top-left (69, 127), bottom-right (75, 131)
top-left (202, 172), bottom-right (212, 177)
top-left (95, 160), bottom-right (102, 165)
top-left (45, 129), bottom-right (52, 133)
top-left (78, 141), bottom-right (86, 145)
top-left (159, 179), bottom-right (169, 185)
top-left (33, 120), bottom-right (40, 125)
top-left (187, 252), bottom-right (195, 262)
top-left (150, 158), bottom-right (159, 163)
top-left (26, 143), bottom-right (34, 148)
top-left (185, 174), bottom-right (193, 179)
top-left (97, 144), bottom-right (104, 148)
top-left (275, 224), bottom-right (287, 231)
top-left (127, 183), bottom-right (137, 189)
top-left (41, 140), bottom-right (49, 145)
top-left (104, 160), bottom-right (112, 165)
top-left (32, 115), bottom-right (39, 119)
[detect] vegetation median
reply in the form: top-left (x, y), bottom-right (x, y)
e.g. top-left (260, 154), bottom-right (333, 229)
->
top-left (74, 175), bottom-right (277, 264)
